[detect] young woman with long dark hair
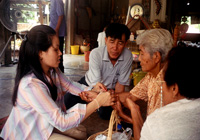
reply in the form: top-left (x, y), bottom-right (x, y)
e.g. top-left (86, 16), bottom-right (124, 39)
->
top-left (0, 25), bottom-right (114, 140)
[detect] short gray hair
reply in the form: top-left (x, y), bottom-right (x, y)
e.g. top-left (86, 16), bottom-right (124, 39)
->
top-left (136, 29), bottom-right (173, 62)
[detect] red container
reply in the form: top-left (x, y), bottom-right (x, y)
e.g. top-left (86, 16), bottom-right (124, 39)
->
top-left (84, 51), bottom-right (90, 62)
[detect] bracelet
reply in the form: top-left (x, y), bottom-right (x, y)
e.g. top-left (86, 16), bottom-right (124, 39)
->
top-left (98, 89), bottom-right (103, 94)
top-left (94, 99), bottom-right (100, 111)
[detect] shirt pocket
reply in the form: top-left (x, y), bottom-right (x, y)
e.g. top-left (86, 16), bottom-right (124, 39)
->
top-left (112, 73), bottom-right (120, 84)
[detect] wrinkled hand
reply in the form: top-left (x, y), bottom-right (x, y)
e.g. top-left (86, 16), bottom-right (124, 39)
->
top-left (112, 96), bottom-right (122, 113)
top-left (96, 91), bottom-right (115, 107)
top-left (79, 91), bottom-right (98, 102)
top-left (92, 82), bottom-right (107, 93)
top-left (112, 96), bottom-right (133, 123)
top-left (113, 100), bottom-right (124, 115)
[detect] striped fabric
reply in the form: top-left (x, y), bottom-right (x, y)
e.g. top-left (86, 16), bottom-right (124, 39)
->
top-left (0, 68), bottom-right (89, 140)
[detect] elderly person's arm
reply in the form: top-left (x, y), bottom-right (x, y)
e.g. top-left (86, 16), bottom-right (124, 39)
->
top-left (113, 92), bottom-right (139, 123)
top-left (117, 70), bottom-right (149, 107)
top-left (112, 99), bottom-right (133, 123)
top-left (112, 91), bottom-right (139, 123)
top-left (126, 97), bottom-right (144, 140)
top-left (114, 74), bottom-right (149, 124)
top-left (117, 91), bottom-right (139, 107)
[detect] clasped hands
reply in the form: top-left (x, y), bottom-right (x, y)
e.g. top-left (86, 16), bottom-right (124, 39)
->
top-left (79, 82), bottom-right (115, 106)
top-left (79, 82), bottom-right (141, 118)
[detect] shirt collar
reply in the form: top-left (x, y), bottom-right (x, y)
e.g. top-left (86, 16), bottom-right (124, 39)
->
top-left (148, 68), bottom-right (163, 80)
top-left (102, 46), bottom-right (124, 61)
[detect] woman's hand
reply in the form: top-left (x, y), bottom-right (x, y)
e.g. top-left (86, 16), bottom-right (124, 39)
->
top-left (92, 82), bottom-right (107, 93)
top-left (96, 90), bottom-right (115, 107)
top-left (79, 91), bottom-right (98, 102)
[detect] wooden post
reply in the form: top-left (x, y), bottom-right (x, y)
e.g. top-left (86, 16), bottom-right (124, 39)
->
top-left (39, 2), bottom-right (43, 25)
top-left (66, 0), bottom-right (75, 54)
top-left (0, 23), bottom-right (12, 65)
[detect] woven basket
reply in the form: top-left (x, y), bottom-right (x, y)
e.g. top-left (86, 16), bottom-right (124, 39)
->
top-left (87, 110), bottom-right (134, 140)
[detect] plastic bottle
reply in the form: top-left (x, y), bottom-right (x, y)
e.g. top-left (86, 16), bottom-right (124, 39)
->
top-left (130, 32), bottom-right (134, 42)
top-left (117, 124), bottom-right (123, 132)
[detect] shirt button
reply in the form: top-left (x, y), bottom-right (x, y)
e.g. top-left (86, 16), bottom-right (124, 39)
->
top-left (110, 66), bottom-right (112, 69)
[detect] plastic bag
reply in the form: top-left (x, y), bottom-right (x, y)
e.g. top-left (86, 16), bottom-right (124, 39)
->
top-left (95, 127), bottom-right (132, 140)
top-left (95, 134), bottom-right (107, 140)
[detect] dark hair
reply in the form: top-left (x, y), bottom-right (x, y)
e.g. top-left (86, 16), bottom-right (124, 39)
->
top-left (12, 25), bottom-right (57, 106)
top-left (105, 23), bottom-right (130, 41)
top-left (164, 46), bottom-right (200, 99)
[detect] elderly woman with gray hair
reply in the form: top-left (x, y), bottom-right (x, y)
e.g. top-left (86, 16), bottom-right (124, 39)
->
top-left (115, 29), bottom-right (173, 140)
